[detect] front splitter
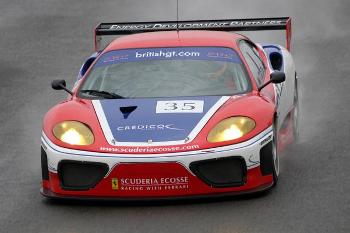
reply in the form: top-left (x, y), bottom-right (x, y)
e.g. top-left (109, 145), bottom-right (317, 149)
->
top-left (40, 182), bottom-right (273, 202)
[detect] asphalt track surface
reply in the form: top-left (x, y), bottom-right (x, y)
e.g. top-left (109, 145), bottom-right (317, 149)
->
top-left (0, 0), bottom-right (349, 232)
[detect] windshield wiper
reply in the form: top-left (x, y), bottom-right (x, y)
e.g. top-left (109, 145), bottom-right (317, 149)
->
top-left (80, 90), bottom-right (124, 99)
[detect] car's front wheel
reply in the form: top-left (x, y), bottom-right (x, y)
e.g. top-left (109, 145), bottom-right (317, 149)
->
top-left (272, 122), bottom-right (279, 185)
top-left (292, 77), bottom-right (300, 143)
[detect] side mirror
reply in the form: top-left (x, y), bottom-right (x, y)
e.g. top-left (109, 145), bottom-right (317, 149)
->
top-left (270, 71), bottom-right (286, 84)
top-left (51, 79), bottom-right (73, 95)
top-left (51, 79), bottom-right (66, 90)
top-left (258, 71), bottom-right (286, 92)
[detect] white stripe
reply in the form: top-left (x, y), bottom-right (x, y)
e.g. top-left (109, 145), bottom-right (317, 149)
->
top-left (92, 100), bottom-right (115, 144)
top-left (92, 96), bottom-right (230, 146)
top-left (42, 127), bottom-right (273, 173)
top-left (41, 126), bottom-right (272, 159)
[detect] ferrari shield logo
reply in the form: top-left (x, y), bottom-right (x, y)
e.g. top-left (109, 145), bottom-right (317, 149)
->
top-left (111, 178), bottom-right (119, 190)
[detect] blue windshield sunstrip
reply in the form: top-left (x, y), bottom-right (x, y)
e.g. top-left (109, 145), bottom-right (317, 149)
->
top-left (95, 47), bottom-right (242, 68)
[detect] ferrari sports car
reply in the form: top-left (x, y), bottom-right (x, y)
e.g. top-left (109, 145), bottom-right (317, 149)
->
top-left (41, 17), bottom-right (299, 199)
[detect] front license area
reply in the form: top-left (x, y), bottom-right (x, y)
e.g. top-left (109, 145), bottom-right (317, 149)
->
top-left (108, 163), bottom-right (192, 196)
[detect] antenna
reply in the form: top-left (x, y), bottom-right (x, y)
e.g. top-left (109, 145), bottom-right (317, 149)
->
top-left (176, 0), bottom-right (179, 31)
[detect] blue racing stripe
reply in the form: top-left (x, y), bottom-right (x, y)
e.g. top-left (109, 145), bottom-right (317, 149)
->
top-left (99, 96), bottom-right (221, 142)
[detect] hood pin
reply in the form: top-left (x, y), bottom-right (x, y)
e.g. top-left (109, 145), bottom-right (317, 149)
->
top-left (147, 139), bottom-right (153, 144)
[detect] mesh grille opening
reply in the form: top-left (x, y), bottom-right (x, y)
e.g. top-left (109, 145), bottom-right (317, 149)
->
top-left (190, 157), bottom-right (247, 188)
top-left (58, 160), bottom-right (109, 190)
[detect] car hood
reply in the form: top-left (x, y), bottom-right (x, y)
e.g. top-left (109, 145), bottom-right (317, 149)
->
top-left (92, 96), bottom-right (228, 143)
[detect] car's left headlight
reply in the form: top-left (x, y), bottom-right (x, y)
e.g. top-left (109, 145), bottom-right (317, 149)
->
top-left (207, 117), bottom-right (256, 143)
top-left (53, 121), bottom-right (94, 145)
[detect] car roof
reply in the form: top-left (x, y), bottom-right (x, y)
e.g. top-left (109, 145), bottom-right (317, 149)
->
top-left (103, 30), bottom-right (247, 52)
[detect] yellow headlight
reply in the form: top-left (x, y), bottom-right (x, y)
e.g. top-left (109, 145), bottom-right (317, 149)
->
top-left (53, 121), bottom-right (94, 145)
top-left (207, 117), bottom-right (256, 143)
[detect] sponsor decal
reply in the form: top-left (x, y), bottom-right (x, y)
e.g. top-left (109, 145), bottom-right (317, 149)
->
top-left (207, 51), bottom-right (236, 60)
top-left (107, 20), bottom-right (286, 31)
top-left (248, 154), bottom-right (260, 167)
top-left (95, 47), bottom-right (241, 68)
top-left (111, 178), bottom-right (119, 190)
top-left (112, 176), bottom-right (190, 191)
top-left (99, 144), bottom-right (200, 153)
top-left (135, 50), bottom-right (200, 59)
top-left (156, 100), bottom-right (204, 113)
top-left (103, 54), bottom-right (129, 63)
top-left (260, 135), bottom-right (272, 146)
top-left (116, 124), bottom-right (183, 131)
top-left (108, 23), bottom-right (175, 31)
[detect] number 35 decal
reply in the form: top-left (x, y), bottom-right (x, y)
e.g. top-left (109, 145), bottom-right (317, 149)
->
top-left (156, 100), bottom-right (204, 113)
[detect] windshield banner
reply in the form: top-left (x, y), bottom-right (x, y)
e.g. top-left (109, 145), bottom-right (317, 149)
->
top-left (95, 47), bottom-right (242, 68)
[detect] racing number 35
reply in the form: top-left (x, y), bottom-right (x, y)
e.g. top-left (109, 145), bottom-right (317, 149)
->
top-left (156, 100), bottom-right (204, 113)
top-left (164, 102), bottom-right (195, 111)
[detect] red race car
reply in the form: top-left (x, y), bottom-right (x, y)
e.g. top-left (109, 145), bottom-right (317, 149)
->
top-left (41, 17), bottom-right (299, 200)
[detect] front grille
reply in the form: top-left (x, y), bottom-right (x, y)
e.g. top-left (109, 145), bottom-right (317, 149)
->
top-left (190, 157), bottom-right (247, 188)
top-left (58, 160), bottom-right (109, 191)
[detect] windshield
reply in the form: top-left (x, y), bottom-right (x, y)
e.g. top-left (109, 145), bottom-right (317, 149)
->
top-left (79, 47), bottom-right (251, 98)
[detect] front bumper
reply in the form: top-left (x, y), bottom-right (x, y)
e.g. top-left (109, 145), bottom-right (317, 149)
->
top-left (41, 127), bottom-right (274, 199)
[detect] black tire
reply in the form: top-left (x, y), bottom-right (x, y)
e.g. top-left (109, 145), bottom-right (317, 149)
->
top-left (292, 77), bottom-right (300, 143)
top-left (272, 121), bottom-right (279, 186)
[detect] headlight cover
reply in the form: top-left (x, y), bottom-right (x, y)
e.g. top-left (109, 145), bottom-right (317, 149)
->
top-left (53, 121), bottom-right (94, 146)
top-left (207, 117), bottom-right (256, 143)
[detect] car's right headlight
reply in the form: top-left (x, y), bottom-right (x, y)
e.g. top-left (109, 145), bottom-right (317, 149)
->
top-left (53, 121), bottom-right (94, 146)
top-left (207, 117), bottom-right (256, 143)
